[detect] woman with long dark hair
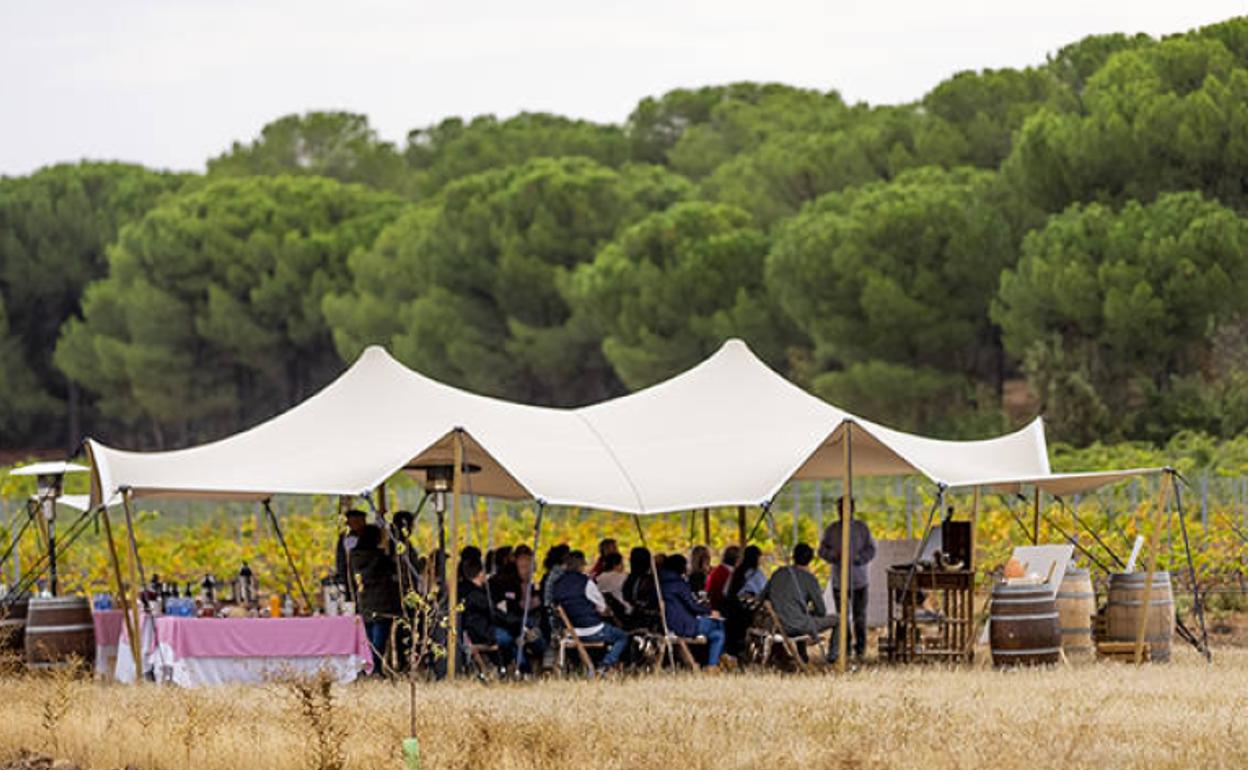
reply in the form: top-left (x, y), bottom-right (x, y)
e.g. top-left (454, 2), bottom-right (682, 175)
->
top-left (621, 546), bottom-right (659, 631)
top-left (722, 544), bottom-right (764, 656)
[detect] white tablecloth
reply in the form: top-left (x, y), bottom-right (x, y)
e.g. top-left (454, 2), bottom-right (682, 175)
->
top-left (115, 641), bottom-right (367, 687)
top-left (114, 615), bottom-right (370, 687)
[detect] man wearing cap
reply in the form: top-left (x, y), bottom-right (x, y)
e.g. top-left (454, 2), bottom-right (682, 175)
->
top-left (335, 509), bottom-right (379, 602)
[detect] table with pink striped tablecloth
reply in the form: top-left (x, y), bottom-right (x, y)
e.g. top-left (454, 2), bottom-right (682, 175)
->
top-left (115, 615), bottom-right (373, 687)
top-left (92, 609), bottom-right (126, 678)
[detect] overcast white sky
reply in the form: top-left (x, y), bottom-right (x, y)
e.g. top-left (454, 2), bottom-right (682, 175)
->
top-left (1, 1), bottom-right (1243, 175)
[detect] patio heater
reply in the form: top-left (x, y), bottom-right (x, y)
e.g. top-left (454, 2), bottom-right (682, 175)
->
top-left (408, 451), bottom-right (480, 679)
top-left (408, 461), bottom-right (482, 555)
top-left (11, 462), bottom-right (83, 597)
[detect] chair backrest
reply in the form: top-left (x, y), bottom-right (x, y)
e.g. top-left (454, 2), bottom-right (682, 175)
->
top-left (554, 604), bottom-right (577, 636)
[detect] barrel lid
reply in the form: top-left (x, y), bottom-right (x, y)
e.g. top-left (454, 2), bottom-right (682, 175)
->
top-left (1109, 571), bottom-right (1171, 581)
top-left (992, 581), bottom-right (1050, 594)
top-left (1063, 566), bottom-right (1089, 576)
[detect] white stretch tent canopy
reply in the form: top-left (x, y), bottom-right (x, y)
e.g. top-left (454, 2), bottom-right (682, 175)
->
top-left (87, 340), bottom-right (1056, 514)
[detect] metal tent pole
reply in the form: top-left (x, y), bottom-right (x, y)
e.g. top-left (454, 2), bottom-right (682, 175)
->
top-left (1171, 472), bottom-right (1212, 663)
top-left (515, 501), bottom-right (545, 669)
top-left (263, 499), bottom-right (312, 611)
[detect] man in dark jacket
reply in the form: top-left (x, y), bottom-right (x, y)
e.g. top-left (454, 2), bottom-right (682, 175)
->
top-left (658, 554), bottom-right (726, 669)
top-left (762, 543), bottom-right (835, 638)
top-left (350, 525), bottom-right (401, 675)
top-left (818, 497), bottom-right (877, 661)
top-left (459, 559), bottom-right (514, 668)
top-left (550, 551), bottom-right (629, 671)
top-left (335, 509), bottom-right (373, 600)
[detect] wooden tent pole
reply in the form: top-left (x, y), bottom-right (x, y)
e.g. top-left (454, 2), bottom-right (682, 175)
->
top-left (837, 422), bottom-right (854, 674)
top-left (1134, 472), bottom-right (1170, 664)
top-left (101, 505), bottom-right (140, 676)
top-left (737, 506), bottom-right (747, 546)
top-left (702, 508), bottom-right (711, 546)
top-left (120, 490), bottom-right (146, 680)
top-left (970, 485), bottom-right (981, 572)
top-left (1032, 487), bottom-right (1041, 545)
top-left (446, 431), bottom-right (463, 680)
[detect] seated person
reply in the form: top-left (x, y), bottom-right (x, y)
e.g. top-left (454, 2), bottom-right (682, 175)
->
top-left (550, 551), bottom-right (629, 672)
top-left (459, 559), bottom-right (515, 668)
top-left (620, 547), bottom-right (660, 631)
top-left (688, 545), bottom-right (712, 594)
top-left (595, 551), bottom-right (630, 615)
top-left (721, 545), bottom-right (764, 656)
top-left (706, 545), bottom-right (741, 613)
top-left (487, 544), bottom-right (544, 670)
top-left (761, 543), bottom-right (836, 639)
top-left (658, 554), bottom-right (727, 670)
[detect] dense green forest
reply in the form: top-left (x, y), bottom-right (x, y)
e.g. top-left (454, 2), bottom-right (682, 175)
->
top-left (3, 17), bottom-right (1248, 451)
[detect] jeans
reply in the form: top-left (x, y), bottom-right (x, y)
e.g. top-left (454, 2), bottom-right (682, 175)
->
top-left (694, 616), bottom-right (726, 666)
top-left (829, 585), bottom-right (868, 659)
top-left (581, 623), bottom-right (630, 668)
top-left (364, 617), bottom-right (392, 674)
top-left (493, 626), bottom-right (517, 667)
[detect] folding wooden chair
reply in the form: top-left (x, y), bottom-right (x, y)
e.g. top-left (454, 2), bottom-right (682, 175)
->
top-left (669, 633), bottom-right (708, 668)
top-left (644, 628), bottom-right (708, 669)
top-left (554, 605), bottom-right (606, 677)
top-left (758, 600), bottom-right (824, 672)
top-left (461, 631), bottom-right (500, 680)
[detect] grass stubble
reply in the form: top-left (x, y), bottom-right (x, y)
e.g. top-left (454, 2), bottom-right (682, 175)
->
top-left (0, 648), bottom-right (1245, 770)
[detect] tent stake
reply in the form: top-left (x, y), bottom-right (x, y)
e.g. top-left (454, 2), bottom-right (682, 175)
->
top-left (837, 422), bottom-right (854, 674)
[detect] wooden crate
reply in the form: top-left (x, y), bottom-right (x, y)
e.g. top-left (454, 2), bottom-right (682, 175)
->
top-left (1096, 640), bottom-right (1150, 663)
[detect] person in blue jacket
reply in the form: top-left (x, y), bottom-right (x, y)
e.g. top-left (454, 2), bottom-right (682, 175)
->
top-left (658, 553), bottom-right (727, 670)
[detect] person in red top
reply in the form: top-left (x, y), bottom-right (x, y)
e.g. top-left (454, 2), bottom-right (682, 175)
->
top-left (589, 538), bottom-right (619, 579)
top-left (705, 545), bottom-right (741, 612)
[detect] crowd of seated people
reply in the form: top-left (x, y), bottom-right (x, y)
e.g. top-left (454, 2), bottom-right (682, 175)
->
top-left (347, 497), bottom-right (874, 678)
top-left (450, 533), bottom-right (863, 677)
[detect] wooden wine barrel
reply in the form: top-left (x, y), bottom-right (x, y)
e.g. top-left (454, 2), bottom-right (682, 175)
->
top-left (1056, 568), bottom-right (1095, 658)
top-left (24, 595), bottom-right (95, 669)
top-left (0, 595), bottom-right (29, 655)
top-left (1105, 572), bottom-right (1174, 663)
top-left (990, 582), bottom-right (1061, 667)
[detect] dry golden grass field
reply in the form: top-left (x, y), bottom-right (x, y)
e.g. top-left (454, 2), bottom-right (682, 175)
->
top-left (2, 647), bottom-right (1246, 770)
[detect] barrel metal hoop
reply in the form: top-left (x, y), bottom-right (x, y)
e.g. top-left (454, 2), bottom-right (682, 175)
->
top-left (990, 613), bottom-right (1059, 622)
top-left (992, 647), bottom-right (1062, 656)
top-left (25, 624), bottom-right (94, 634)
top-left (1107, 600), bottom-right (1174, 607)
top-left (1056, 592), bottom-right (1096, 599)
